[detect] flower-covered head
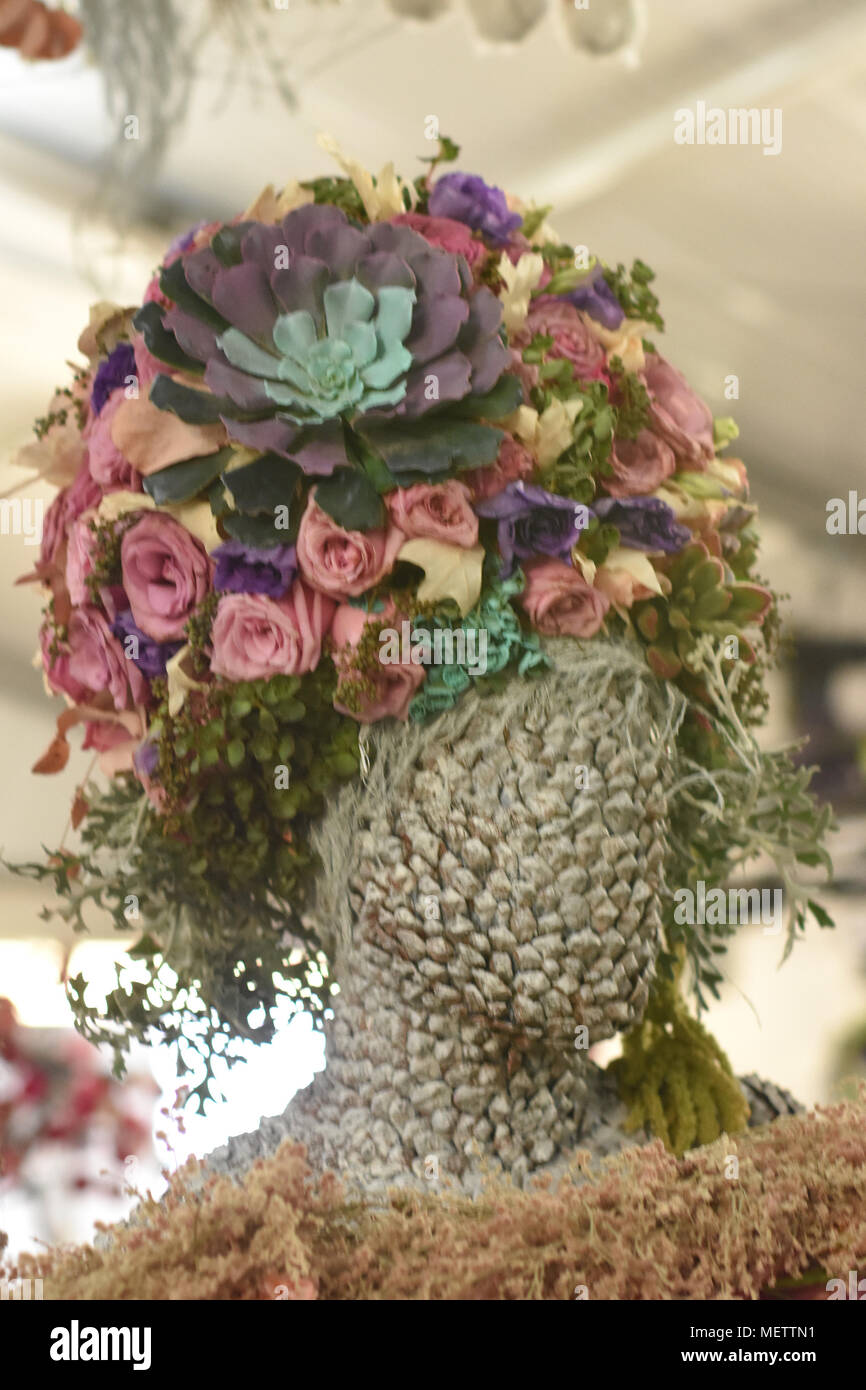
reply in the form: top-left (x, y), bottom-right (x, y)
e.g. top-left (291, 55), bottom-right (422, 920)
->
top-left (21, 139), bottom-right (783, 1075)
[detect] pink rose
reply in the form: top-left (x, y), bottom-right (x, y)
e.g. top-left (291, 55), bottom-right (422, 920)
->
top-left (385, 480), bottom-right (478, 548)
top-left (643, 353), bottom-right (714, 468)
top-left (40, 465), bottom-right (103, 574)
top-left (519, 559), bottom-right (610, 638)
top-left (331, 603), bottom-right (424, 724)
top-left (41, 622), bottom-right (89, 705)
top-left (514, 296), bottom-right (606, 384)
top-left (604, 429), bottom-right (677, 498)
top-left (296, 493), bottom-right (404, 598)
top-left (210, 582), bottom-right (335, 682)
top-left (468, 435), bottom-right (536, 502)
top-left (46, 607), bottom-right (148, 710)
top-left (392, 212), bottom-right (486, 268)
top-left (65, 514), bottom-right (98, 605)
top-left (85, 389), bottom-right (142, 491)
top-left (121, 513), bottom-right (212, 641)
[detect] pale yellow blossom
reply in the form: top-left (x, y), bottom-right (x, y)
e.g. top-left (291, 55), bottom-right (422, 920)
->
top-left (242, 181), bottom-right (314, 223)
top-left (166, 645), bottom-right (207, 717)
top-left (496, 251), bottom-right (545, 333)
top-left (96, 488), bottom-right (222, 552)
top-left (316, 133), bottom-right (416, 222)
top-left (589, 316), bottom-right (650, 372)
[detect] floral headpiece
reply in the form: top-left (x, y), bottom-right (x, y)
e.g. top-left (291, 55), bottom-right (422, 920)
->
top-left (14, 138), bottom-right (829, 1099)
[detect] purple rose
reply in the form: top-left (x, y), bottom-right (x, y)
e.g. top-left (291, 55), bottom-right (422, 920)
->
top-left (428, 173), bottom-right (522, 246)
top-left (592, 497), bottom-right (691, 553)
top-left (475, 481), bottom-right (590, 576)
top-left (212, 540), bottom-right (297, 598)
top-left (91, 343), bottom-right (136, 417)
top-left (562, 264), bottom-right (624, 330)
top-left (111, 609), bottom-right (184, 679)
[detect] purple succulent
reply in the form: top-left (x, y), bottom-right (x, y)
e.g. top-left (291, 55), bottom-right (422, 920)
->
top-left (428, 172), bottom-right (523, 246)
top-left (562, 263), bottom-right (624, 330)
top-left (591, 496), bottom-right (691, 552)
top-left (475, 481), bottom-right (590, 576)
top-left (212, 540), bottom-right (297, 597)
top-left (110, 609), bottom-right (183, 679)
top-left (91, 343), bottom-right (136, 416)
top-left (146, 203), bottom-right (510, 475)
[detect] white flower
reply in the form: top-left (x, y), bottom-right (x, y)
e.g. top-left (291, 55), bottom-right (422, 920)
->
top-left (588, 315), bottom-right (650, 372)
top-left (242, 181), bottom-right (314, 223)
top-left (496, 250), bottom-right (545, 333)
top-left (316, 133), bottom-right (416, 222)
top-left (502, 396), bottom-right (583, 470)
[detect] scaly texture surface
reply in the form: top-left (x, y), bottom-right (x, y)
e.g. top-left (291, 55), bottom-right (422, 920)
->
top-left (211, 639), bottom-right (683, 1190)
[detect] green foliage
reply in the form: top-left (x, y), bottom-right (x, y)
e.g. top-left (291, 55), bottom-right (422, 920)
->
top-left (602, 258), bottom-right (665, 331)
top-left (299, 175), bottom-right (368, 221)
top-left (6, 665), bottom-right (361, 1107)
top-left (537, 379), bottom-right (615, 503)
top-left (608, 358), bottom-right (652, 439)
top-left (614, 962), bottom-right (749, 1153)
top-left (659, 637), bottom-right (836, 1010)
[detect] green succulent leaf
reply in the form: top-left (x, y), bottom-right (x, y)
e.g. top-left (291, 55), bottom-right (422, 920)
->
top-left (449, 374), bottom-right (524, 421)
top-left (211, 224), bottom-right (253, 268)
top-left (221, 510), bottom-right (297, 548)
top-left (143, 446), bottom-right (235, 504)
top-left (150, 374), bottom-right (234, 426)
top-left (314, 466), bottom-right (385, 531)
top-left (159, 258), bottom-right (230, 332)
top-left (132, 303), bottom-right (205, 375)
top-left (358, 416), bottom-right (504, 485)
top-left (222, 453), bottom-right (300, 516)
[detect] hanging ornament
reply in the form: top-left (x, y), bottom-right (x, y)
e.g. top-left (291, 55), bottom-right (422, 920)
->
top-left (383, 0), bottom-right (645, 57)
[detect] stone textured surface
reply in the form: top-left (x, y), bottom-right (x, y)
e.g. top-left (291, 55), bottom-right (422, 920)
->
top-left (209, 640), bottom-right (681, 1192)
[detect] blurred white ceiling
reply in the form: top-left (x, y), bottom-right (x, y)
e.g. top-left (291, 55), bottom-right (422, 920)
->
top-left (0, 0), bottom-right (864, 873)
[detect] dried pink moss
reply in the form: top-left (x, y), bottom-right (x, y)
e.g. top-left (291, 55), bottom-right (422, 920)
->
top-left (4, 1094), bottom-right (865, 1301)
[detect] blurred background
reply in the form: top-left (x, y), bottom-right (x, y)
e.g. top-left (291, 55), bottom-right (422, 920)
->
top-left (0, 0), bottom-right (864, 1254)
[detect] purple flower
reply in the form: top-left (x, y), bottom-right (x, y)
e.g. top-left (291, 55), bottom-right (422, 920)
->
top-left (110, 609), bottom-right (183, 679)
top-left (562, 264), bottom-right (624, 330)
top-left (212, 540), bottom-right (297, 597)
top-left (166, 220), bottom-right (210, 258)
top-left (428, 173), bottom-right (522, 247)
top-left (134, 739), bottom-right (160, 779)
top-left (591, 496), bottom-right (691, 553)
top-left (91, 343), bottom-right (136, 416)
top-left (475, 482), bottom-right (590, 576)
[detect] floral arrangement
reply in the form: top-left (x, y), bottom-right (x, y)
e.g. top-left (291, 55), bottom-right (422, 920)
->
top-left (12, 137), bottom-right (832, 1102)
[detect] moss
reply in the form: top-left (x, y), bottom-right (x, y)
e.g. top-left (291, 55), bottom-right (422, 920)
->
top-left (613, 963), bottom-right (749, 1155)
top-left (5, 1094), bottom-right (864, 1301)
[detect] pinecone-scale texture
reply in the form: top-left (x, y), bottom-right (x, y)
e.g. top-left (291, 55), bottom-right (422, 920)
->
top-left (209, 639), bottom-right (685, 1192)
